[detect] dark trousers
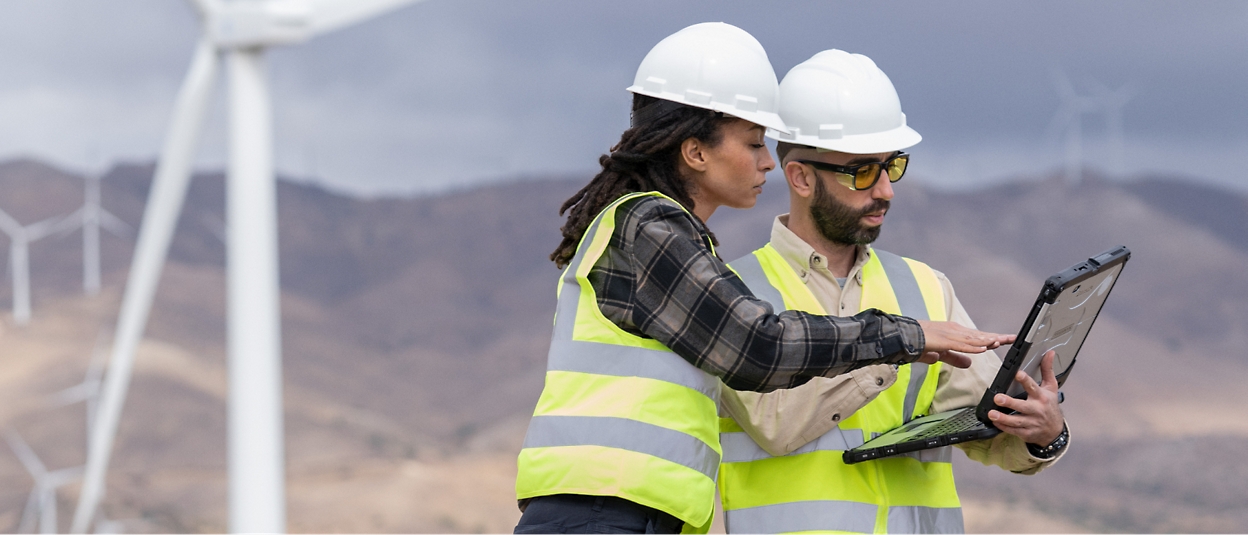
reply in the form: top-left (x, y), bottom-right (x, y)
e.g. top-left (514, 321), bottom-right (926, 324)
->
top-left (514, 494), bottom-right (684, 534)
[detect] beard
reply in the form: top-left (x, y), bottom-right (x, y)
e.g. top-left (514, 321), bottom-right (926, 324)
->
top-left (810, 176), bottom-right (889, 246)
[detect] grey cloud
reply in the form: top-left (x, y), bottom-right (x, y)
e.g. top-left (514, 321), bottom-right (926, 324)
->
top-left (2, 0), bottom-right (1245, 194)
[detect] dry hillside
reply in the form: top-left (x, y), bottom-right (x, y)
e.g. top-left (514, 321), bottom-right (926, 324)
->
top-left (1, 158), bottom-right (1246, 533)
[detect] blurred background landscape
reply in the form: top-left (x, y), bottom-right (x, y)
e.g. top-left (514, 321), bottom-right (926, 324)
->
top-left (1, 160), bottom-right (1246, 532)
top-left (3, 0), bottom-right (1247, 533)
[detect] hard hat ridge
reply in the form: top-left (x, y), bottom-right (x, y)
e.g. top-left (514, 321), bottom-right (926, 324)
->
top-left (627, 22), bottom-right (788, 133)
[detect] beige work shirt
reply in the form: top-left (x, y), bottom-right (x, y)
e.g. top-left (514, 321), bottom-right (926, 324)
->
top-left (719, 215), bottom-right (1066, 474)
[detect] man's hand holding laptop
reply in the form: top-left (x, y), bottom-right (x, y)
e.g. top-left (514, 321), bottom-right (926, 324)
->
top-left (986, 350), bottom-right (1066, 446)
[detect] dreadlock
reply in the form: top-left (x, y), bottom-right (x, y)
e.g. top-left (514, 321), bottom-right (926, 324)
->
top-left (550, 94), bottom-right (733, 268)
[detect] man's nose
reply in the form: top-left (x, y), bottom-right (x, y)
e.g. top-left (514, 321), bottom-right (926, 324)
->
top-left (872, 167), bottom-right (894, 200)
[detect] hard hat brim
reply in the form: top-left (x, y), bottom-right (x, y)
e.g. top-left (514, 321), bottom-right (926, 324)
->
top-left (627, 86), bottom-right (790, 133)
top-left (766, 124), bottom-right (920, 154)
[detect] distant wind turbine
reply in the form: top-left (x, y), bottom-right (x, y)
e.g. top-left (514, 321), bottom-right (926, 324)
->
top-left (1090, 80), bottom-right (1135, 176)
top-left (0, 209), bottom-right (65, 325)
top-left (73, 1), bottom-right (426, 533)
top-left (54, 172), bottom-right (132, 295)
top-left (1047, 68), bottom-right (1101, 185)
top-left (6, 429), bottom-right (85, 534)
top-left (48, 332), bottom-right (112, 450)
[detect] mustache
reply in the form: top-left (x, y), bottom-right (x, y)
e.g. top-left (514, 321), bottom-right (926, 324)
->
top-left (855, 199), bottom-right (890, 217)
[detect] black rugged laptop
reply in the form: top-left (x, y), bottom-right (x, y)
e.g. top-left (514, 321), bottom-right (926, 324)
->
top-left (843, 245), bottom-right (1131, 464)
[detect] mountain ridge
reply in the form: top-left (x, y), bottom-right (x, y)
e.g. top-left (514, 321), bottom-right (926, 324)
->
top-left (1, 157), bottom-right (1245, 533)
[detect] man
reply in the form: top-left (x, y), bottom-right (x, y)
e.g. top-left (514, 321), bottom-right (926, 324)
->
top-left (716, 49), bottom-right (1068, 534)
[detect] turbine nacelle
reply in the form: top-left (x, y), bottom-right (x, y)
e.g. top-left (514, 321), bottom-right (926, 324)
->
top-left (208, 0), bottom-right (314, 49)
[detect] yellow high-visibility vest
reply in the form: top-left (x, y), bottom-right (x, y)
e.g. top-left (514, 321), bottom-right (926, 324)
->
top-left (720, 244), bottom-right (960, 534)
top-left (516, 192), bottom-right (721, 532)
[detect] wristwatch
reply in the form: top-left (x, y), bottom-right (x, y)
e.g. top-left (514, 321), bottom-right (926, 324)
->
top-left (1026, 423), bottom-right (1069, 459)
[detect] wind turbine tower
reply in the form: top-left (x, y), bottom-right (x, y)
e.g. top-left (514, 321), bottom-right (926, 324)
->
top-left (0, 210), bottom-right (64, 325)
top-left (73, 1), bottom-right (426, 533)
top-left (1091, 81), bottom-right (1135, 176)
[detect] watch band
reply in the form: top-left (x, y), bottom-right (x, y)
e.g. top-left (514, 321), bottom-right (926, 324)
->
top-left (1026, 423), bottom-right (1069, 459)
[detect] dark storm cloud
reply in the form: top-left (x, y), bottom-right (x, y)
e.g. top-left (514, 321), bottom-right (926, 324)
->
top-left (2, 0), bottom-right (1245, 193)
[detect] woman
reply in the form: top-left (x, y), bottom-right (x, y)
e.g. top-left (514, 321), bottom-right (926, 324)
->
top-left (515, 23), bottom-right (1010, 534)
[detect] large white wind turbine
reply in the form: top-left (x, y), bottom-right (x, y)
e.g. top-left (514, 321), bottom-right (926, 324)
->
top-left (1047, 69), bottom-right (1101, 185)
top-left (6, 430), bottom-right (85, 534)
top-left (72, 1), bottom-right (424, 533)
top-left (55, 173), bottom-right (132, 295)
top-left (0, 209), bottom-right (65, 325)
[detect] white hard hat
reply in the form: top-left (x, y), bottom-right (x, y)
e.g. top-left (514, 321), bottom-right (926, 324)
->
top-left (767, 49), bottom-right (920, 154)
top-left (627, 22), bottom-right (788, 132)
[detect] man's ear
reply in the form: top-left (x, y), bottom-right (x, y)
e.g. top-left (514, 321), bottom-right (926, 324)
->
top-left (786, 160), bottom-right (816, 199)
top-left (681, 137), bottom-right (709, 172)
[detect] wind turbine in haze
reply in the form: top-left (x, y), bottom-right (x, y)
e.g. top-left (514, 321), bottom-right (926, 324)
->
top-left (0, 209), bottom-right (65, 326)
top-left (73, 0), bottom-right (426, 533)
top-left (48, 333), bottom-right (112, 449)
top-left (6, 430), bottom-right (85, 534)
top-left (1047, 69), bottom-right (1102, 185)
top-left (54, 172), bottom-right (132, 296)
top-left (1090, 80), bottom-right (1135, 176)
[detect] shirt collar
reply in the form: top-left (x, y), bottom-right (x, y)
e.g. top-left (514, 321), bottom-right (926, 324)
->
top-left (769, 214), bottom-right (873, 283)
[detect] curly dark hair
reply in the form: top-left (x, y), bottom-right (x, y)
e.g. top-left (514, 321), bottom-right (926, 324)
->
top-left (550, 94), bottom-right (733, 268)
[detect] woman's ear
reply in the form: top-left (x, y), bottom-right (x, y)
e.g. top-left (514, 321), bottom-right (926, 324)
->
top-left (681, 137), bottom-right (709, 173)
top-left (786, 160), bottom-right (816, 199)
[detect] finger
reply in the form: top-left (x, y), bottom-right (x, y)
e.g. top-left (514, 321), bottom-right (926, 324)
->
top-left (918, 352), bottom-right (939, 365)
top-left (1015, 368), bottom-right (1042, 398)
top-left (992, 393), bottom-right (1033, 416)
top-left (938, 352), bottom-right (972, 369)
top-left (987, 409), bottom-right (1030, 431)
top-left (1040, 350), bottom-right (1059, 390)
top-left (949, 340), bottom-right (991, 354)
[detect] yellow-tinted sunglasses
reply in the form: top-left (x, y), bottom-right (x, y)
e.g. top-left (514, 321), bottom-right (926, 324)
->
top-left (797, 152), bottom-right (909, 191)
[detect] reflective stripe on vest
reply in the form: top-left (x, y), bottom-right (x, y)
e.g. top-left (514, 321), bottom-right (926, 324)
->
top-left (720, 245), bottom-right (960, 534)
top-left (516, 192), bottom-right (722, 531)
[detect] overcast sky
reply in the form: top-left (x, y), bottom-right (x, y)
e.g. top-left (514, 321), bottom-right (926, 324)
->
top-left (2, 1), bottom-right (1246, 195)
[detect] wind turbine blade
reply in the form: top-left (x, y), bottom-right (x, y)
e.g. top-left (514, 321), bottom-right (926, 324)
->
top-left (1050, 64), bottom-right (1077, 99)
top-left (54, 207), bottom-right (87, 238)
top-left (47, 383), bottom-right (93, 407)
top-left (48, 465), bottom-right (86, 486)
top-left (72, 37), bottom-right (220, 535)
top-left (26, 214), bottom-right (70, 242)
top-left (0, 207), bottom-right (21, 235)
top-left (87, 331), bottom-right (111, 384)
top-left (304, 0), bottom-right (423, 37)
top-left (200, 213), bottom-right (227, 244)
top-left (98, 209), bottom-right (133, 238)
top-left (5, 430), bottom-right (48, 477)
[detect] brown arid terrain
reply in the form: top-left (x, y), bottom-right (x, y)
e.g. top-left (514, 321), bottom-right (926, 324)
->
top-left (1, 157), bottom-right (1246, 533)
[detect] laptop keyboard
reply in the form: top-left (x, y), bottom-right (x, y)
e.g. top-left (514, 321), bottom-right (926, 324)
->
top-left (910, 409), bottom-right (983, 439)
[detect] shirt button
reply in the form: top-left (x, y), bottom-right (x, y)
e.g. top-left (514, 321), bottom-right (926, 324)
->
top-left (876, 377), bottom-right (885, 386)
top-left (831, 413), bottom-right (841, 422)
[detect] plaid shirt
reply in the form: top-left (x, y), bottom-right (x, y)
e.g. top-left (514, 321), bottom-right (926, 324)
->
top-left (587, 195), bottom-right (925, 393)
